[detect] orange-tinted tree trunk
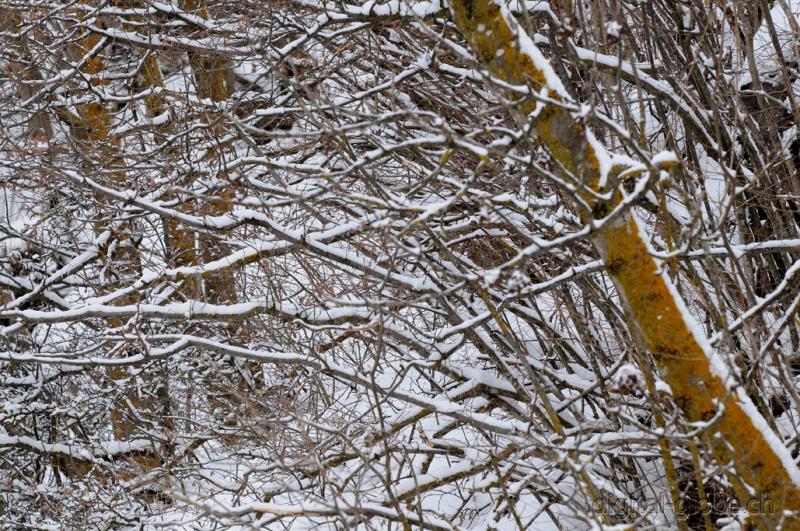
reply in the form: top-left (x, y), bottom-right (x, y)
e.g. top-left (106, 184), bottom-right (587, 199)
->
top-left (67, 1), bottom-right (163, 473)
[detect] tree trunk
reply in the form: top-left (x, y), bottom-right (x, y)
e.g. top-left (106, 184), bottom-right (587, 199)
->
top-left (67, 1), bottom-right (162, 475)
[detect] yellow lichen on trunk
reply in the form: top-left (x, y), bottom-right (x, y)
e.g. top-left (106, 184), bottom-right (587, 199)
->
top-left (174, 0), bottom-right (237, 302)
top-left (448, 0), bottom-right (800, 527)
top-left (141, 55), bottom-right (166, 117)
top-left (70, 18), bottom-right (113, 144)
top-left (191, 55), bottom-right (236, 102)
top-left (598, 215), bottom-right (800, 526)
top-left (170, 0), bottom-right (246, 426)
top-left (181, 0), bottom-right (235, 102)
top-left (69, 2), bottom-right (163, 473)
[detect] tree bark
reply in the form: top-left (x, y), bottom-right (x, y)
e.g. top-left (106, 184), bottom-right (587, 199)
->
top-left (67, 1), bottom-right (162, 474)
top-left (169, 0), bottom-right (237, 302)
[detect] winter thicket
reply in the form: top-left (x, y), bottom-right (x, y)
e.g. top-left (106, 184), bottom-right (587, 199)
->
top-left (1, 1), bottom-right (800, 529)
